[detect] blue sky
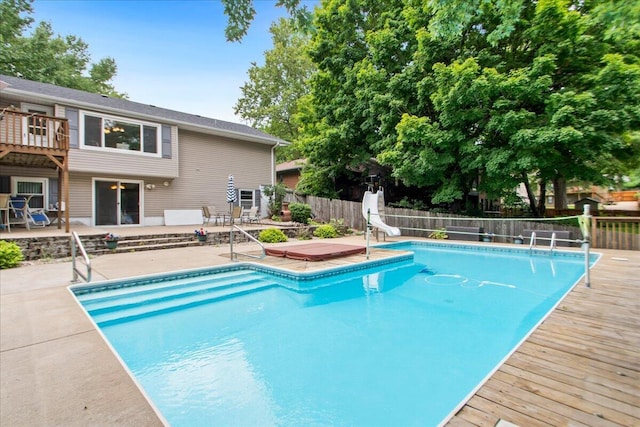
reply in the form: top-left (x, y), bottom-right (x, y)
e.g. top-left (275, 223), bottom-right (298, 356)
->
top-left (32, 0), bottom-right (308, 123)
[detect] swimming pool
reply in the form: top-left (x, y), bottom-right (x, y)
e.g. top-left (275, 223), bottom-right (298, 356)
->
top-left (72, 241), bottom-right (599, 426)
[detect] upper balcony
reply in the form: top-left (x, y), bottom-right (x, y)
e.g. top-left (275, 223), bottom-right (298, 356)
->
top-left (1, 108), bottom-right (70, 231)
top-left (0, 109), bottom-right (69, 168)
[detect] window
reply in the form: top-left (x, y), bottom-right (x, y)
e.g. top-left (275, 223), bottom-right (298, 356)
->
top-left (12, 177), bottom-right (48, 210)
top-left (80, 112), bottom-right (160, 155)
top-left (239, 189), bottom-right (254, 210)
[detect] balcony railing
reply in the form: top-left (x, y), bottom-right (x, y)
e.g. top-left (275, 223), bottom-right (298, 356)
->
top-left (0, 109), bottom-right (69, 153)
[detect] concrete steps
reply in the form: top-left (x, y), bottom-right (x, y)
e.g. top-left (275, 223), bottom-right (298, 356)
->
top-left (95, 233), bottom-right (206, 255)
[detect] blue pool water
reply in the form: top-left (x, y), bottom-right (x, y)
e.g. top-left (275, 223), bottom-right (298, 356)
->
top-left (73, 242), bottom-right (598, 426)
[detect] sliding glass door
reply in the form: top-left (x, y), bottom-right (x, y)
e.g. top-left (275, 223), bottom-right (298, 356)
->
top-left (94, 179), bottom-right (141, 226)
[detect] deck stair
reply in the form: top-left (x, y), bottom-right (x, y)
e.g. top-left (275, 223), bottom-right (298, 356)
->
top-left (77, 270), bottom-right (277, 325)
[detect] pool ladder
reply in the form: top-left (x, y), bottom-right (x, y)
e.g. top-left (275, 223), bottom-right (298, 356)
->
top-left (230, 225), bottom-right (266, 261)
top-left (71, 231), bottom-right (92, 283)
top-left (528, 232), bottom-right (557, 253)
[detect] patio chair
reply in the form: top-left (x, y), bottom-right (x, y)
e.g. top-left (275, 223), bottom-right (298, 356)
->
top-left (0, 194), bottom-right (10, 232)
top-left (203, 206), bottom-right (226, 225)
top-left (211, 206), bottom-right (228, 225)
top-left (10, 196), bottom-right (50, 228)
top-left (227, 206), bottom-right (243, 225)
top-left (202, 206), bottom-right (213, 225)
top-left (244, 206), bottom-right (260, 224)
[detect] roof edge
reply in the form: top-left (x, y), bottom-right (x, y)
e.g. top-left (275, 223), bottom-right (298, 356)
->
top-left (2, 84), bottom-right (289, 147)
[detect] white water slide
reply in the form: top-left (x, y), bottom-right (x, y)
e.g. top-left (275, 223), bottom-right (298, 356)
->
top-left (362, 188), bottom-right (401, 237)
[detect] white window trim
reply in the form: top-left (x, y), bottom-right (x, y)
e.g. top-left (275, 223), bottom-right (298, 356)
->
top-left (79, 110), bottom-right (162, 158)
top-left (238, 188), bottom-right (255, 209)
top-left (11, 176), bottom-right (49, 208)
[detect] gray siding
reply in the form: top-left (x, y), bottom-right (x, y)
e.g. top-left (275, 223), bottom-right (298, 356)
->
top-left (69, 125), bottom-right (179, 178)
top-left (126, 130), bottom-right (273, 217)
top-left (67, 174), bottom-right (94, 217)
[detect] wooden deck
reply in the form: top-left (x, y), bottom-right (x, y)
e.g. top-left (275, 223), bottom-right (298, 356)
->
top-left (446, 249), bottom-right (640, 426)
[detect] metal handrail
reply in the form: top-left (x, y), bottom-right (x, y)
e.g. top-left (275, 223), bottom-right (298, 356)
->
top-left (71, 231), bottom-right (91, 283)
top-left (529, 232), bottom-right (537, 251)
top-left (550, 232), bottom-right (557, 253)
top-left (230, 225), bottom-right (266, 261)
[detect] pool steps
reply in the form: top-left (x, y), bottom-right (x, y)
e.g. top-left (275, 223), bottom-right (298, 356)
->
top-left (79, 270), bottom-right (277, 326)
top-left (77, 257), bottom-right (418, 326)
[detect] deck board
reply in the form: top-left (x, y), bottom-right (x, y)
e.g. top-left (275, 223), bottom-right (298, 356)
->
top-left (446, 250), bottom-right (640, 426)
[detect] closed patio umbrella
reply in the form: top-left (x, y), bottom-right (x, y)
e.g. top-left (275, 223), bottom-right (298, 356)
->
top-left (226, 175), bottom-right (237, 223)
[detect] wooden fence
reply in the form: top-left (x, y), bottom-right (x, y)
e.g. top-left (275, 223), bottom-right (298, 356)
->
top-left (592, 217), bottom-right (640, 250)
top-left (289, 194), bottom-right (639, 251)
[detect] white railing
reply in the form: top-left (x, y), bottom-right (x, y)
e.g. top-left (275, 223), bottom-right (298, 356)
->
top-left (71, 232), bottom-right (92, 283)
top-left (230, 225), bottom-right (266, 261)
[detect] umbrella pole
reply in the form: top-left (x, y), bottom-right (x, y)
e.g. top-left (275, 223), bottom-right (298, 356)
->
top-left (229, 202), bottom-right (234, 260)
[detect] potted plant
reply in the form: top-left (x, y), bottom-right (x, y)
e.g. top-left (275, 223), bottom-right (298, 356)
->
top-left (482, 232), bottom-right (495, 242)
top-left (104, 233), bottom-right (120, 249)
top-left (194, 228), bottom-right (207, 243)
top-left (513, 234), bottom-right (524, 244)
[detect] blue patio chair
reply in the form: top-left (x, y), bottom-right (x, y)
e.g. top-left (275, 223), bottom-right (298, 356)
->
top-left (9, 196), bottom-right (51, 228)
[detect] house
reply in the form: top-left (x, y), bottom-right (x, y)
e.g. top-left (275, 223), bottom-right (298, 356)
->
top-left (276, 158), bottom-right (307, 189)
top-left (545, 185), bottom-right (639, 212)
top-left (0, 75), bottom-right (287, 230)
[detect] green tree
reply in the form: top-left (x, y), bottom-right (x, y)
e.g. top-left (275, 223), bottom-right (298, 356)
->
top-left (302, 0), bottom-right (640, 215)
top-left (234, 18), bottom-right (315, 161)
top-left (0, 0), bottom-right (125, 97)
top-left (221, 0), bottom-right (313, 42)
top-left (297, 0), bottom-right (412, 196)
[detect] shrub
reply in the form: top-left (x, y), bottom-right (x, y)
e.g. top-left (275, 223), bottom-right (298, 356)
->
top-left (428, 228), bottom-right (448, 240)
top-left (0, 240), bottom-right (24, 269)
top-left (262, 183), bottom-right (287, 216)
top-left (258, 228), bottom-right (288, 243)
top-left (388, 197), bottom-right (427, 210)
top-left (314, 224), bottom-right (338, 238)
top-left (289, 203), bottom-right (312, 224)
top-left (295, 228), bottom-right (313, 240)
top-left (329, 218), bottom-right (351, 236)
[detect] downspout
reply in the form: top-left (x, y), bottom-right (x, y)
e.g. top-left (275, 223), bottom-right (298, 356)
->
top-left (271, 141), bottom-right (280, 186)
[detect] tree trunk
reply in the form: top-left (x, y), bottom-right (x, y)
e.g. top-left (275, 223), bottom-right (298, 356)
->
top-left (537, 181), bottom-right (547, 217)
top-left (553, 176), bottom-right (568, 210)
top-left (522, 174), bottom-right (540, 217)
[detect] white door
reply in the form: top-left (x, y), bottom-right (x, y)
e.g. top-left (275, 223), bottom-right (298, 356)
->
top-left (21, 103), bottom-right (53, 147)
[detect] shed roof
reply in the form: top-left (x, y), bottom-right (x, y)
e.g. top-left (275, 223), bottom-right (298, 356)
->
top-left (276, 159), bottom-right (307, 172)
